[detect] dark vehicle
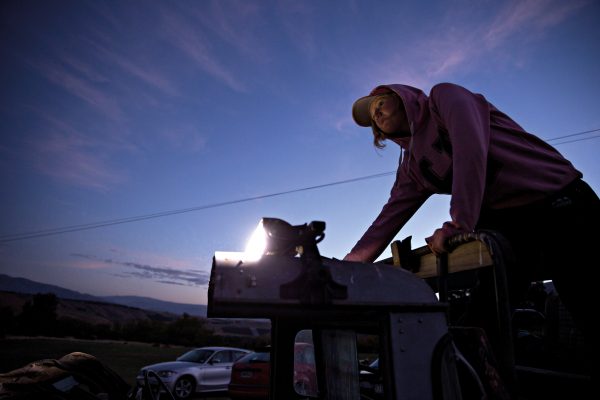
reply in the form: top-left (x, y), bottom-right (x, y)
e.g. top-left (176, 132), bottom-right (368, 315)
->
top-left (135, 346), bottom-right (250, 399)
top-left (229, 342), bottom-right (317, 399)
top-left (229, 349), bottom-right (270, 399)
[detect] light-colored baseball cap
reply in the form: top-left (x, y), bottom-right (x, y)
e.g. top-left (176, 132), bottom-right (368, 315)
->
top-left (352, 95), bottom-right (377, 127)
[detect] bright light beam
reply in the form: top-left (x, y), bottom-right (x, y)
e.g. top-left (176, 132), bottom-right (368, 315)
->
top-left (244, 220), bottom-right (267, 262)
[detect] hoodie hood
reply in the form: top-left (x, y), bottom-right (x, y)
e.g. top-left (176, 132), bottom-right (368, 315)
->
top-left (368, 84), bottom-right (429, 148)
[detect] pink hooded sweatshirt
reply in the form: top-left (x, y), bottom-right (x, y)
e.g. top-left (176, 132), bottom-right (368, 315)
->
top-left (346, 83), bottom-right (581, 263)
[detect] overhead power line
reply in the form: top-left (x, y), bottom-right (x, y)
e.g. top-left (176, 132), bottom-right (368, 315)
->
top-left (550, 134), bottom-right (600, 146)
top-left (543, 127), bottom-right (600, 142)
top-left (1, 128), bottom-right (598, 243)
top-left (0, 171), bottom-right (395, 243)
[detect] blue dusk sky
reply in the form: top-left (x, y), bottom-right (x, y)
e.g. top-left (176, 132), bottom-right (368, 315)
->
top-left (1, 0), bottom-right (599, 305)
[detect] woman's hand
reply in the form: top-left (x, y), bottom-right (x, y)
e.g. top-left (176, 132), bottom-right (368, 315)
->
top-left (425, 221), bottom-right (467, 255)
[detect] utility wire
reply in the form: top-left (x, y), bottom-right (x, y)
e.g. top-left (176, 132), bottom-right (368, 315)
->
top-left (2, 128), bottom-right (598, 243)
top-left (543, 127), bottom-right (600, 142)
top-left (0, 171), bottom-right (395, 243)
top-left (549, 134), bottom-right (600, 146)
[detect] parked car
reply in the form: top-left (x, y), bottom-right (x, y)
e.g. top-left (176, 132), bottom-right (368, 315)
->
top-left (228, 347), bottom-right (270, 399)
top-left (135, 346), bottom-right (251, 399)
top-left (228, 343), bottom-right (317, 399)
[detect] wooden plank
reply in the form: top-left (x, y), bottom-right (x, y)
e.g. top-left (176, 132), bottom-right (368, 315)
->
top-left (414, 240), bottom-right (493, 278)
top-left (383, 240), bottom-right (494, 278)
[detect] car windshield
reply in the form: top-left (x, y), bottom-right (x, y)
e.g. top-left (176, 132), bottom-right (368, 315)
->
top-left (237, 351), bottom-right (270, 363)
top-left (294, 344), bottom-right (315, 366)
top-left (176, 349), bottom-right (215, 363)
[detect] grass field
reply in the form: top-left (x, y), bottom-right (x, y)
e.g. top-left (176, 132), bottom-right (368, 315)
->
top-left (0, 336), bottom-right (191, 388)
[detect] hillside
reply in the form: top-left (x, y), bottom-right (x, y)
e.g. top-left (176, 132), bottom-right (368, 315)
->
top-left (0, 274), bottom-right (271, 338)
top-left (0, 291), bottom-right (178, 325)
top-left (0, 273), bottom-right (207, 317)
top-left (1, 290), bottom-right (271, 338)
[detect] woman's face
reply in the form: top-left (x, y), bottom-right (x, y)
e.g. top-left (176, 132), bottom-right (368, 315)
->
top-left (369, 94), bottom-right (408, 135)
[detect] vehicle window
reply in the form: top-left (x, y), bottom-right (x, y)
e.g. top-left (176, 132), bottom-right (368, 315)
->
top-left (237, 351), bottom-right (270, 363)
top-left (176, 349), bottom-right (214, 363)
top-left (358, 334), bottom-right (382, 399)
top-left (295, 345), bottom-right (316, 366)
top-left (294, 330), bottom-right (318, 398)
top-left (211, 351), bottom-right (225, 363)
top-left (291, 330), bottom-right (381, 399)
top-left (233, 350), bottom-right (248, 361)
top-left (211, 350), bottom-right (235, 364)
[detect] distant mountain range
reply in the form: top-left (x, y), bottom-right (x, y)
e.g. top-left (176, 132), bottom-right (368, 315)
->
top-left (0, 273), bottom-right (207, 317)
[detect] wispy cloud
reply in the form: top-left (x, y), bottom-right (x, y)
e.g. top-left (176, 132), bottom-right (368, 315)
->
top-left (156, 280), bottom-right (186, 286)
top-left (32, 59), bottom-right (123, 122)
top-left (276, 1), bottom-right (317, 59)
top-left (30, 135), bottom-right (125, 192)
top-left (338, 0), bottom-right (589, 134)
top-left (433, 0), bottom-right (586, 76)
top-left (356, 0), bottom-right (588, 92)
top-left (72, 253), bottom-right (211, 286)
top-left (58, 54), bottom-right (111, 84)
top-left (62, 36), bottom-right (208, 153)
top-left (60, 7), bottom-right (182, 102)
top-left (81, 41), bottom-right (180, 98)
top-left (85, 1), bottom-right (253, 92)
top-left (484, 0), bottom-right (587, 48)
top-left (160, 7), bottom-right (246, 92)
top-left (189, 0), bottom-right (270, 62)
top-left (24, 109), bottom-right (128, 191)
top-left (159, 125), bottom-right (208, 153)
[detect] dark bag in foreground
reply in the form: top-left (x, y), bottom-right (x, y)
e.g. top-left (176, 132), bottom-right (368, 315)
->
top-left (0, 351), bottom-right (130, 400)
